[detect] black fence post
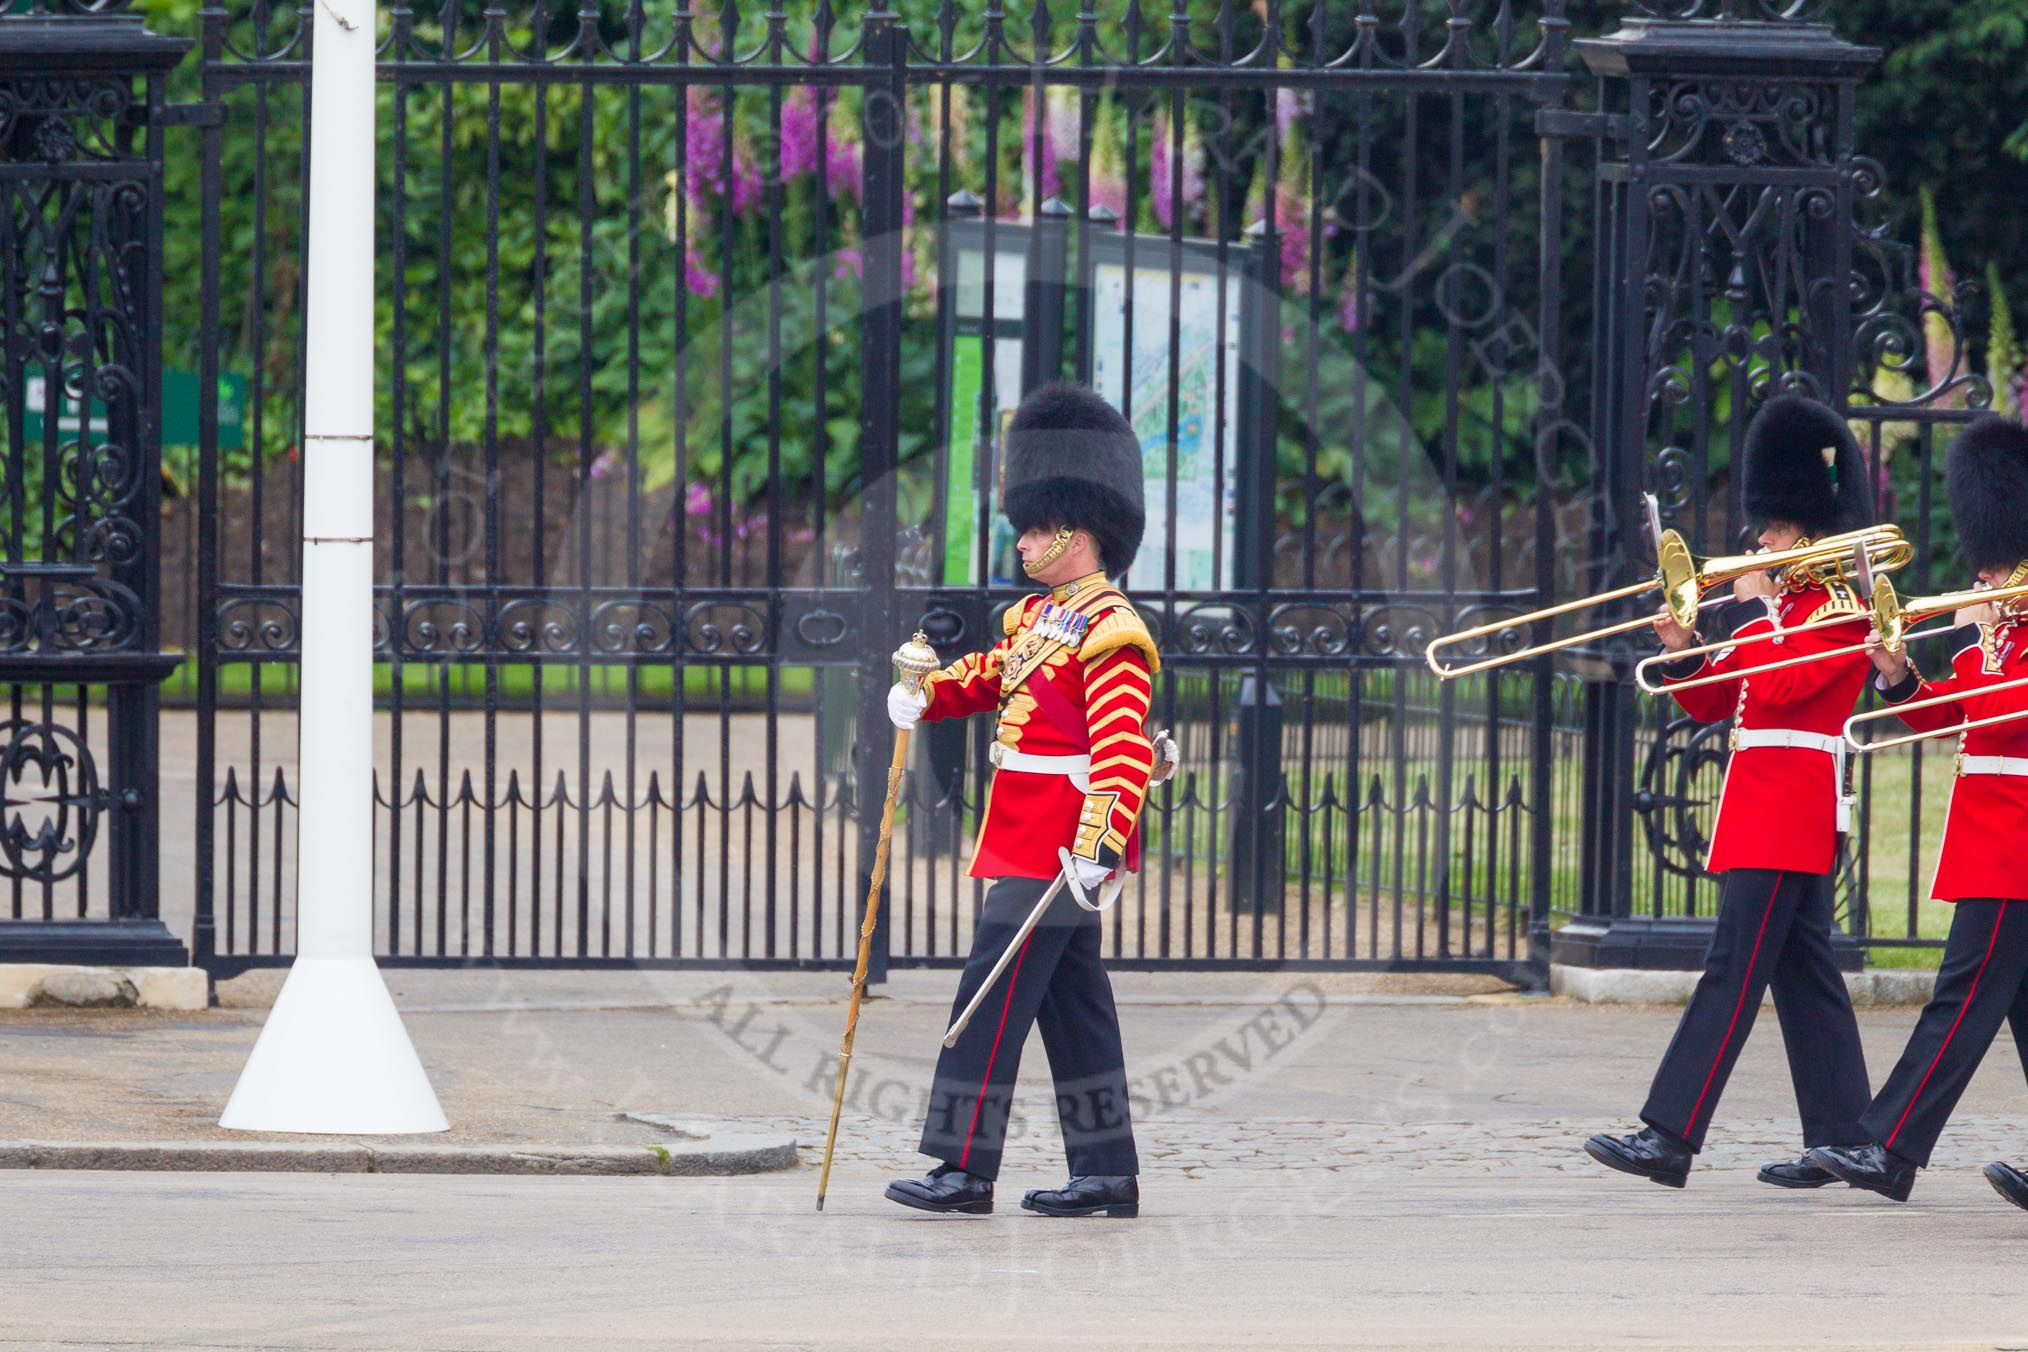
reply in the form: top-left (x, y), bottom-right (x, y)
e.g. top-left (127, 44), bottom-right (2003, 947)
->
top-left (1232, 219), bottom-right (1278, 593)
top-left (853, 6), bottom-right (908, 984)
top-left (193, 0), bottom-right (225, 972)
top-left (1525, 2), bottom-right (1575, 984)
top-left (1226, 676), bottom-right (1284, 915)
top-left (1228, 218), bottom-right (1282, 921)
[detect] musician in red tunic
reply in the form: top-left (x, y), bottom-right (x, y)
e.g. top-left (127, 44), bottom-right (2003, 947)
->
top-left (883, 383), bottom-right (1162, 1218)
top-left (1807, 417), bottom-right (2028, 1205)
top-left (1587, 395), bottom-right (1877, 1190)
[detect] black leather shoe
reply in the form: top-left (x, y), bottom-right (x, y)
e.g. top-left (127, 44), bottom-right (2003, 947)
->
top-left (884, 1164), bottom-right (994, 1215)
top-left (1806, 1144), bottom-right (1916, 1203)
top-left (1983, 1161), bottom-right (2028, 1213)
top-left (1758, 1152), bottom-right (1847, 1189)
top-left (1021, 1175), bottom-right (1139, 1218)
top-left (1584, 1128), bottom-right (1690, 1188)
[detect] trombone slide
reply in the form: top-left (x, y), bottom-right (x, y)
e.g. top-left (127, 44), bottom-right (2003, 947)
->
top-left (1845, 673), bottom-right (2028, 753)
top-left (1424, 524), bottom-right (1908, 681)
top-left (1635, 575), bottom-right (2028, 697)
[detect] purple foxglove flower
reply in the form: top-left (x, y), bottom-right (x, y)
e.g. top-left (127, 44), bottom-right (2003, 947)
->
top-left (684, 244), bottom-right (720, 299)
top-left (1275, 87), bottom-right (1302, 141)
top-left (1046, 88), bottom-right (1079, 165)
top-left (1150, 111), bottom-right (1208, 232)
top-left (1151, 112), bottom-right (1172, 229)
top-left (1088, 100), bottom-right (1127, 224)
top-left (902, 189), bottom-right (917, 291)
top-left (1336, 251), bottom-right (1361, 332)
top-left (1022, 87), bottom-right (1061, 205)
top-left (1918, 186), bottom-right (1956, 399)
top-left (730, 130), bottom-right (764, 215)
top-left (825, 97), bottom-right (862, 200)
top-left (1274, 120), bottom-right (1313, 295)
top-left (780, 86), bottom-right (820, 181)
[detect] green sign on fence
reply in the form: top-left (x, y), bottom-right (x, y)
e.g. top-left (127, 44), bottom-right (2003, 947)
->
top-left (21, 367), bottom-right (246, 450)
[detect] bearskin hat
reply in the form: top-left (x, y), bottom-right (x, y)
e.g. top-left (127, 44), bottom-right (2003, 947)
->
top-left (1740, 394), bottom-right (1874, 537)
top-left (1002, 382), bottom-right (1146, 577)
top-left (1946, 415), bottom-right (2028, 572)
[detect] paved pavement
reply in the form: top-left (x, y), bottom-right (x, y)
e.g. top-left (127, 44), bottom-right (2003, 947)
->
top-left (7, 1170), bottom-right (2028, 1350)
top-left (9, 969), bottom-right (2028, 1348)
top-left (7, 967), bottom-right (2028, 1174)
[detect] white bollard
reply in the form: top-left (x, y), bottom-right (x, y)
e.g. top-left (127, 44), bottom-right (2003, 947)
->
top-left (220, 0), bottom-right (445, 1134)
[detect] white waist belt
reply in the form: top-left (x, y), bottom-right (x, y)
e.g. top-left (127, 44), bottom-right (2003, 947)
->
top-left (1957, 755), bottom-right (2028, 778)
top-left (989, 745), bottom-right (1092, 781)
top-left (1729, 728), bottom-right (1843, 756)
top-left (1728, 726), bottom-right (1853, 832)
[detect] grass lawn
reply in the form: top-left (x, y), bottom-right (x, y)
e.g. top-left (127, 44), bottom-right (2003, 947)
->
top-left (162, 658), bottom-right (822, 706)
top-left (1850, 747), bottom-right (1957, 968)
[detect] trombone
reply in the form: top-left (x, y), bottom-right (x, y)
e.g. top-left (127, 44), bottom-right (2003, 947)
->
top-left (1845, 581), bottom-right (2028, 752)
top-left (1845, 674), bottom-right (2028, 754)
top-left (1632, 570), bottom-right (2028, 695)
top-left (1424, 522), bottom-right (1911, 680)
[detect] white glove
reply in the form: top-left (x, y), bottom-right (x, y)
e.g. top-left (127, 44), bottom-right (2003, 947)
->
top-left (1149, 729), bottom-right (1181, 785)
top-left (1067, 856), bottom-right (1113, 891)
top-left (1060, 850), bottom-right (1116, 911)
top-left (886, 681), bottom-right (927, 730)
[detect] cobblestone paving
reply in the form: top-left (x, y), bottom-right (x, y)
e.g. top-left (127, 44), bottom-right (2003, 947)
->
top-left (694, 1110), bottom-right (2028, 1178)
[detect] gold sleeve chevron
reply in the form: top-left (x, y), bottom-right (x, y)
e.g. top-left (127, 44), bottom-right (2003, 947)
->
top-left (1070, 643), bottom-right (1157, 865)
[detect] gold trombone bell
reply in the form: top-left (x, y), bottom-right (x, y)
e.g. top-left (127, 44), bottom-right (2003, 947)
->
top-left (1636, 571), bottom-right (2028, 696)
top-left (1426, 524), bottom-right (1910, 681)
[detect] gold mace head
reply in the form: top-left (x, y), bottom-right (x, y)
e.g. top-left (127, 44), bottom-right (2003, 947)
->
top-left (893, 630), bottom-right (941, 686)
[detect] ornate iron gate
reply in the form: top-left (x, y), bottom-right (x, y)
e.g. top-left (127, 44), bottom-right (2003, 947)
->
top-left (176, 0), bottom-right (1582, 980)
top-left (0, 1), bottom-right (1977, 980)
top-left (0, 7), bottom-right (190, 965)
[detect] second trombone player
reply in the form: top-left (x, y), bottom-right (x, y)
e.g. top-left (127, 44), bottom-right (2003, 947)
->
top-left (1809, 416), bottom-right (2028, 1206)
top-left (1586, 395), bottom-right (1878, 1191)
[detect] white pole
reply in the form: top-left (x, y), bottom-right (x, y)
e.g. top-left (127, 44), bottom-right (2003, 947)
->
top-left (221, 0), bottom-right (447, 1133)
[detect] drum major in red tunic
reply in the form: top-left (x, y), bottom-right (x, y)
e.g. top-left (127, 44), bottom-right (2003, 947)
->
top-left (915, 571), bottom-right (1160, 881)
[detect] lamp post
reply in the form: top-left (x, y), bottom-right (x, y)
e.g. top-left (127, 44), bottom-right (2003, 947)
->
top-left (220, 0), bottom-right (446, 1134)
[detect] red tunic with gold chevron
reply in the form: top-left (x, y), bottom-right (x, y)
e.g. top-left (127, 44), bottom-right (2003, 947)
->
top-left (916, 571), bottom-right (1160, 881)
top-left (1880, 617), bottom-right (2028, 902)
top-left (1661, 578), bottom-right (1871, 875)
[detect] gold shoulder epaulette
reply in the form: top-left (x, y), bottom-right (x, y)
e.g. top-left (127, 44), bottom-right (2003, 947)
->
top-left (1079, 601), bottom-right (1161, 676)
top-left (1815, 578), bottom-right (1867, 621)
top-left (1004, 596), bottom-right (1041, 638)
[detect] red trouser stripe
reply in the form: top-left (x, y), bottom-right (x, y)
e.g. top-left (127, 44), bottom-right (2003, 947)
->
top-left (958, 935), bottom-right (1033, 1171)
top-left (1683, 871), bottom-right (1785, 1139)
top-left (1884, 903), bottom-right (2007, 1152)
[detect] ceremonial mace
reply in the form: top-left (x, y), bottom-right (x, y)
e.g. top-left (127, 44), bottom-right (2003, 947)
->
top-left (815, 630), bottom-right (942, 1212)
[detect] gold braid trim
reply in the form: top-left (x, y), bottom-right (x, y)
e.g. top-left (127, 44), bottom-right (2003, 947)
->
top-left (1812, 576), bottom-right (1868, 621)
top-left (1078, 605), bottom-right (1161, 676)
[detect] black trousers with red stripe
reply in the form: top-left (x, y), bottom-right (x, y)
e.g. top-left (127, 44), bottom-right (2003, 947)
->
top-left (1641, 868), bottom-right (1871, 1153)
top-left (918, 875), bottom-right (1139, 1182)
top-left (1861, 898), bottom-right (2028, 1167)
